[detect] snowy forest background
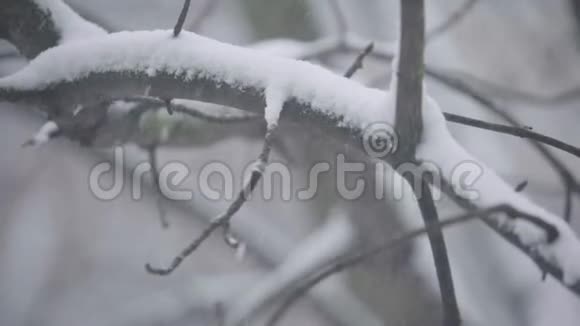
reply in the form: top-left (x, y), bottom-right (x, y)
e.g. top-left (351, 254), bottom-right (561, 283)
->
top-left (2, 0), bottom-right (580, 325)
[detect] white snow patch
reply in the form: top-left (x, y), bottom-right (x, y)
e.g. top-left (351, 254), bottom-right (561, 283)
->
top-left (27, 121), bottom-right (59, 146)
top-left (0, 30), bottom-right (392, 131)
top-left (33, 0), bottom-right (107, 44)
top-left (264, 86), bottom-right (285, 128)
top-left (109, 100), bottom-right (140, 114)
top-left (417, 95), bottom-right (580, 285)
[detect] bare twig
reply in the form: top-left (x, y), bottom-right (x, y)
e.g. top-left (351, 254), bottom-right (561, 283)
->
top-left (444, 112), bottom-right (580, 159)
top-left (439, 180), bottom-right (570, 285)
top-left (266, 203), bottom-right (554, 326)
top-left (427, 0), bottom-right (479, 41)
top-left (343, 42), bottom-right (374, 78)
top-left (145, 126), bottom-right (275, 276)
top-left (170, 100), bottom-right (259, 123)
top-left (174, 0), bottom-right (192, 37)
top-left (515, 180), bottom-right (529, 193)
top-left (430, 70), bottom-right (580, 222)
top-left (266, 202), bottom-right (560, 326)
top-left (412, 176), bottom-right (460, 326)
top-left (226, 215), bottom-right (355, 326)
top-left (108, 96), bottom-right (260, 124)
top-left (264, 214), bottom-right (473, 326)
top-left (146, 145), bottom-right (170, 229)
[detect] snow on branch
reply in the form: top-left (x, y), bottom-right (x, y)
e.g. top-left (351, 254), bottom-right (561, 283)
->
top-left (31, 0), bottom-right (106, 43)
top-left (420, 97), bottom-right (580, 287)
top-left (0, 30), bottom-right (390, 136)
top-left (0, 0), bottom-right (105, 59)
top-left (2, 7), bottom-right (580, 299)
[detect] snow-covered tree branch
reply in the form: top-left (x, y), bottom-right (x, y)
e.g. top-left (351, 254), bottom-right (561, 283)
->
top-left (2, 0), bottom-right (580, 316)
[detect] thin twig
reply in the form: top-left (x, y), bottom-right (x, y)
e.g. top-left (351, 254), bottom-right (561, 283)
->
top-left (515, 180), bottom-right (529, 193)
top-left (430, 69), bottom-right (580, 222)
top-left (343, 42), bottom-right (374, 78)
top-left (440, 181), bottom-right (568, 285)
top-left (411, 176), bottom-right (460, 326)
top-left (266, 203), bottom-right (553, 326)
top-left (146, 145), bottom-right (170, 229)
top-left (112, 96), bottom-right (260, 123)
top-left (145, 126), bottom-right (275, 276)
top-left (170, 101), bottom-right (259, 123)
top-left (444, 112), bottom-right (580, 159)
top-left (173, 0), bottom-right (192, 37)
top-left (427, 0), bottom-right (479, 41)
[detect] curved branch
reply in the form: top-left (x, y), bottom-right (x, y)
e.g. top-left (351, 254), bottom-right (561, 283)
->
top-left (1, 25), bottom-right (580, 300)
top-left (0, 0), bottom-right (60, 58)
top-left (0, 0), bottom-right (106, 58)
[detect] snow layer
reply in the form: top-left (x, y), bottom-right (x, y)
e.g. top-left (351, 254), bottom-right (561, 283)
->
top-left (0, 30), bottom-right (391, 131)
top-left (1, 28), bottom-right (579, 286)
top-left (33, 0), bottom-right (107, 44)
top-left (418, 96), bottom-right (580, 285)
top-left (264, 86), bottom-right (285, 128)
top-left (27, 121), bottom-right (59, 146)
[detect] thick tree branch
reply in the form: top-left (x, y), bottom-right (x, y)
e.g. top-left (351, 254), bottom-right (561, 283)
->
top-left (394, 1), bottom-right (460, 324)
top-left (2, 0), bottom-right (580, 301)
